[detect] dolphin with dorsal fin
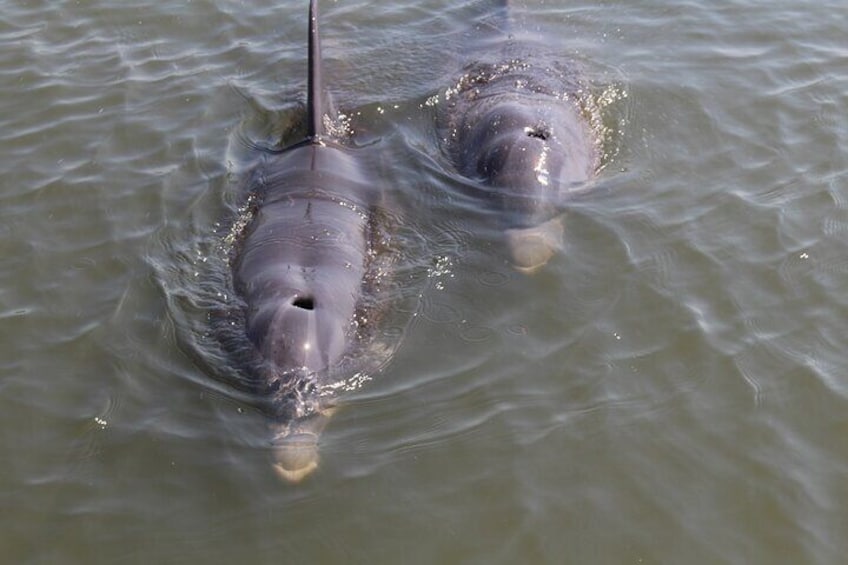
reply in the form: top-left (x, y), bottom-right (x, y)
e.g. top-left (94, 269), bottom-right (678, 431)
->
top-left (438, 0), bottom-right (600, 273)
top-left (231, 0), bottom-right (384, 482)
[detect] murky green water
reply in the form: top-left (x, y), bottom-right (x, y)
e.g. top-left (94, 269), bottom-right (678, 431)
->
top-left (3, 0), bottom-right (848, 563)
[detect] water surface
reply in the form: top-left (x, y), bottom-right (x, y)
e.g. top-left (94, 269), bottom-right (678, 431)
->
top-left (2, 0), bottom-right (848, 563)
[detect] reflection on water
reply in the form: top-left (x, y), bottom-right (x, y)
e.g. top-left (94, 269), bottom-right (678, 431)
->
top-left (2, 0), bottom-right (848, 563)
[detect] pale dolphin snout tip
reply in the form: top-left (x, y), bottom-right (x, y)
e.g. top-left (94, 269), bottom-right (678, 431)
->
top-left (272, 433), bottom-right (320, 483)
top-left (504, 216), bottom-right (564, 274)
top-left (269, 406), bottom-right (337, 484)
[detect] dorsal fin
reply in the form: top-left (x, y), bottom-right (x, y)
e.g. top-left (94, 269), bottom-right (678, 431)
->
top-left (493, 0), bottom-right (513, 36)
top-left (307, 0), bottom-right (326, 141)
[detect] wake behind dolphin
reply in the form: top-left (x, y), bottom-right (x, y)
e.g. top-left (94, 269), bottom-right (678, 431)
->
top-left (437, 0), bottom-right (602, 272)
top-left (225, 0), bottom-right (394, 482)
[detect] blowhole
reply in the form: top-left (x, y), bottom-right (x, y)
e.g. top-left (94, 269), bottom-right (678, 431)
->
top-left (526, 126), bottom-right (550, 140)
top-left (292, 296), bottom-right (315, 310)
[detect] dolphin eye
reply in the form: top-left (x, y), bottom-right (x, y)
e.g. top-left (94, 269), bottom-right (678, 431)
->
top-left (292, 296), bottom-right (315, 310)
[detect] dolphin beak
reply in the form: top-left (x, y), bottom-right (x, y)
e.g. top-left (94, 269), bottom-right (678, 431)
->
top-left (269, 406), bottom-right (337, 483)
top-left (504, 216), bottom-right (564, 274)
top-left (272, 432), bottom-right (321, 483)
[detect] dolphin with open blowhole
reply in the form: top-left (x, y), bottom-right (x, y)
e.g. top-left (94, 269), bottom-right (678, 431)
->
top-left (229, 0), bottom-right (392, 482)
top-left (437, 0), bottom-right (601, 273)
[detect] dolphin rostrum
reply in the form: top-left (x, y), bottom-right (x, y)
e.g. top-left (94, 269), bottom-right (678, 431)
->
top-left (438, 0), bottom-right (601, 273)
top-left (230, 0), bottom-right (387, 482)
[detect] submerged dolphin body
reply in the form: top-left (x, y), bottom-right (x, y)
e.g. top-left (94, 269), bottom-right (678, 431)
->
top-left (438, 1), bottom-right (600, 272)
top-left (231, 0), bottom-right (385, 482)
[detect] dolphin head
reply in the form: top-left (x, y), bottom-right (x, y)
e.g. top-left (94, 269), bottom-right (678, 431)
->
top-left (249, 285), bottom-right (358, 482)
top-left (259, 290), bottom-right (349, 376)
top-left (235, 200), bottom-right (366, 483)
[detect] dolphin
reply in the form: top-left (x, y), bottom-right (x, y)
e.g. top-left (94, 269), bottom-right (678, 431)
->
top-left (438, 0), bottom-right (600, 273)
top-left (231, 0), bottom-right (385, 482)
